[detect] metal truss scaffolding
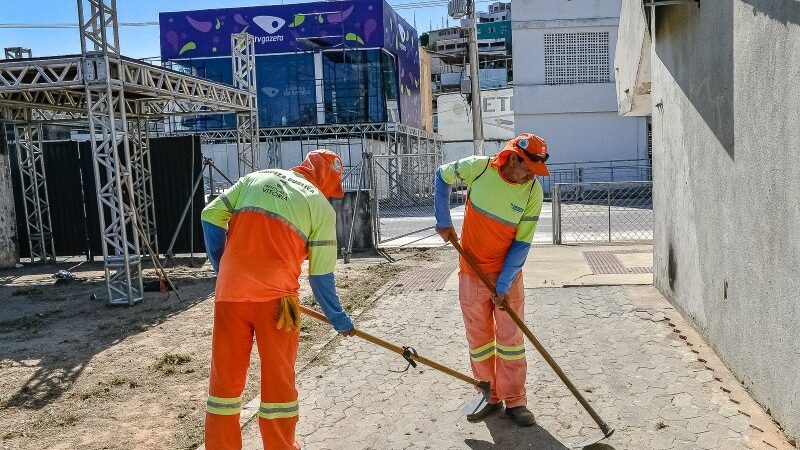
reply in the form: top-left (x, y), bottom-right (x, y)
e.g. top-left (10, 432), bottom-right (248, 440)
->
top-left (14, 123), bottom-right (56, 263)
top-left (0, 0), bottom-right (257, 306)
top-left (232, 33), bottom-right (259, 176)
top-left (79, 0), bottom-right (144, 305)
top-left (169, 122), bottom-right (443, 247)
top-left (128, 118), bottom-right (157, 254)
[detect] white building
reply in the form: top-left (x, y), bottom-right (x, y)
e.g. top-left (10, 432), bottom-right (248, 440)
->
top-left (478, 2), bottom-right (511, 23)
top-left (512, 0), bottom-right (648, 167)
top-left (436, 87), bottom-right (514, 162)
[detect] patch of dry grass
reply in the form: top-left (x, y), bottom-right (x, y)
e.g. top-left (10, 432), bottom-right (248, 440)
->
top-left (154, 353), bottom-right (192, 375)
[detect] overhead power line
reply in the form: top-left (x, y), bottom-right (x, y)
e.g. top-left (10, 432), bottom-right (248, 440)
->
top-left (0, 22), bottom-right (157, 29)
top-left (0, 1), bottom-right (498, 29)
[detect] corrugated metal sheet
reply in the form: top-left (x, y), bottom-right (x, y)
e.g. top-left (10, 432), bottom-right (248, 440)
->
top-left (10, 136), bottom-right (205, 259)
top-left (150, 136), bottom-right (205, 255)
top-left (9, 141), bottom-right (92, 258)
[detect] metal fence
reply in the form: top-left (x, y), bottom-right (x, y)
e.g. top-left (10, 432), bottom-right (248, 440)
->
top-left (539, 159), bottom-right (652, 199)
top-left (371, 152), bottom-right (440, 244)
top-left (370, 158), bottom-right (653, 247)
top-left (552, 181), bottom-right (653, 244)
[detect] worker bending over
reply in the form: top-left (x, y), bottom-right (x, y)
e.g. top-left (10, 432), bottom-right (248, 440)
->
top-left (433, 133), bottom-right (549, 426)
top-left (201, 150), bottom-right (355, 449)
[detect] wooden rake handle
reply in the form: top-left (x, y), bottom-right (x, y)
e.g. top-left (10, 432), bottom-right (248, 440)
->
top-left (299, 305), bottom-right (485, 390)
top-left (449, 238), bottom-right (614, 437)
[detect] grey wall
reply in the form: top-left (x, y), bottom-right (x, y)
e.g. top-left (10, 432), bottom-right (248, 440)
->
top-left (512, 0), bottom-right (649, 164)
top-left (650, 0), bottom-right (800, 438)
top-left (0, 131), bottom-right (18, 268)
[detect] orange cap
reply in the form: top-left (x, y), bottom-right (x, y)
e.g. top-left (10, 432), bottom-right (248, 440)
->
top-left (513, 133), bottom-right (550, 176)
top-left (291, 149), bottom-right (345, 199)
top-left (494, 133), bottom-right (550, 176)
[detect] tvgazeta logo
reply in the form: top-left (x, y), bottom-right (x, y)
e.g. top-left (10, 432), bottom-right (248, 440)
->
top-left (253, 15), bottom-right (286, 43)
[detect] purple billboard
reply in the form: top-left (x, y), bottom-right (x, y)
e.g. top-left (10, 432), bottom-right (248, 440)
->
top-left (382, 1), bottom-right (421, 129)
top-left (159, 0), bottom-right (421, 128)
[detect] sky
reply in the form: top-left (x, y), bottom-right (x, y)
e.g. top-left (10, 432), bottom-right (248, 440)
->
top-left (0, 0), bottom-right (494, 59)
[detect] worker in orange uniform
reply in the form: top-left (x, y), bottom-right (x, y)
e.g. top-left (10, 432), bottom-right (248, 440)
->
top-left (201, 150), bottom-right (355, 450)
top-left (433, 133), bottom-right (549, 427)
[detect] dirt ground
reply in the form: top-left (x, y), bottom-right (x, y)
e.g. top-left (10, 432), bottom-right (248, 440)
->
top-left (0, 248), bottom-right (442, 449)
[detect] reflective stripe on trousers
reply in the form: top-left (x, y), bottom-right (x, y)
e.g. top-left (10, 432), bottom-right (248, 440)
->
top-left (206, 394), bottom-right (243, 416)
top-left (470, 341), bottom-right (496, 362)
top-left (205, 301), bottom-right (301, 450)
top-left (496, 343), bottom-right (526, 361)
top-left (258, 400), bottom-right (300, 420)
top-left (459, 271), bottom-right (528, 408)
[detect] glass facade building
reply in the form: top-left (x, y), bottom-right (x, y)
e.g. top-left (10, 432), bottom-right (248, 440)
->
top-left (160, 1), bottom-right (420, 130)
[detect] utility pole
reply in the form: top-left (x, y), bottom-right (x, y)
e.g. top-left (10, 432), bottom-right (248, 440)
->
top-left (466, 0), bottom-right (484, 155)
top-left (449, 0), bottom-right (484, 154)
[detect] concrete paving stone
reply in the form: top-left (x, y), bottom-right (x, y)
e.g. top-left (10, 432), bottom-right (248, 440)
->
top-left (718, 403), bottom-right (742, 418)
top-left (649, 432), bottom-right (677, 449)
top-left (234, 280), bottom-right (791, 449)
top-left (685, 417), bottom-right (713, 434)
top-left (678, 405), bottom-right (704, 421)
top-left (697, 370), bottom-right (715, 383)
top-left (669, 424), bottom-right (701, 443)
top-left (694, 430), bottom-right (724, 449)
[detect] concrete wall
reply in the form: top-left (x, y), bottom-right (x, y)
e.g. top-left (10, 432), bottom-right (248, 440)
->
top-left (614, 0), bottom-right (652, 116)
top-left (0, 132), bottom-right (18, 268)
top-left (515, 110), bottom-right (647, 164)
top-left (437, 88), bottom-right (514, 142)
top-left (514, 0), bottom-right (621, 21)
top-left (512, 0), bottom-right (648, 165)
top-left (650, 0), bottom-right (800, 438)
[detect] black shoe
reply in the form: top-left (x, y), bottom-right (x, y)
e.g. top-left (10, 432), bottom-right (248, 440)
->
top-left (466, 401), bottom-right (503, 422)
top-left (506, 406), bottom-right (536, 427)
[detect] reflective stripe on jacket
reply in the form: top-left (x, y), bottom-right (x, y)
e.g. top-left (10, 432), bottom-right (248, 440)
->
top-left (201, 169), bottom-right (337, 302)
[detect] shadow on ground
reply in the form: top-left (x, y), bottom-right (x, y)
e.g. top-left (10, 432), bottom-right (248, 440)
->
top-left (0, 260), bottom-right (213, 411)
top-left (464, 413), bottom-right (618, 450)
top-left (464, 414), bottom-right (569, 450)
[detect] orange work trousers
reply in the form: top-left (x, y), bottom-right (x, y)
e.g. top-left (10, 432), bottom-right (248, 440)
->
top-left (205, 301), bottom-right (301, 450)
top-left (459, 271), bottom-right (527, 408)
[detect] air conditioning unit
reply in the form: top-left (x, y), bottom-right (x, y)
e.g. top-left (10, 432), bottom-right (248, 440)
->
top-left (448, 0), bottom-right (468, 20)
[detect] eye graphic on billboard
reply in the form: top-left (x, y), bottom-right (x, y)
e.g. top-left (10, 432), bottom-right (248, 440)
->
top-left (261, 87), bottom-right (280, 98)
top-left (253, 16), bottom-right (286, 35)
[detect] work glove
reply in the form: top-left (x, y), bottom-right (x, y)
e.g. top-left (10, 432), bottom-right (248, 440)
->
top-left (277, 296), bottom-right (302, 331)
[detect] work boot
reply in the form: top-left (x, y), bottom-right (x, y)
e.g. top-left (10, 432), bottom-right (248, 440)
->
top-left (466, 401), bottom-right (503, 422)
top-left (505, 406), bottom-right (536, 427)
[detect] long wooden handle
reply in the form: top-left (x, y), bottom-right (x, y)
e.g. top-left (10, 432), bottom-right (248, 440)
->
top-left (449, 238), bottom-right (613, 436)
top-left (299, 305), bottom-right (483, 389)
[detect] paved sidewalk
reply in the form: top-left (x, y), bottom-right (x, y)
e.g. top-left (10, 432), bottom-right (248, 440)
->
top-left (239, 249), bottom-right (791, 449)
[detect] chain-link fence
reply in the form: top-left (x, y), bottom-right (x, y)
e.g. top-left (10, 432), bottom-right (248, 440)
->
top-left (540, 159), bottom-right (652, 200)
top-left (371, 153), bottom-right (440, 245)
top-left (552, 181), bottom-right (653, 244)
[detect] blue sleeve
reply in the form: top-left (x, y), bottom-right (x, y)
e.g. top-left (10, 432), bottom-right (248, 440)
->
top-left (434, 168), bottom-right (453, 228)
top-left (496, 240), bottom-right (531, 294)
top-left (309, 273), bottom-right (354, 332)
top-left (202, 220), bottom-right (226, 273)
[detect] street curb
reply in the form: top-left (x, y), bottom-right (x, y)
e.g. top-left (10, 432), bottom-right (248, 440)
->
top-left (641, 304), bottom-right (796, 449)
top-left (561, 282), bottom-right (652, 288)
